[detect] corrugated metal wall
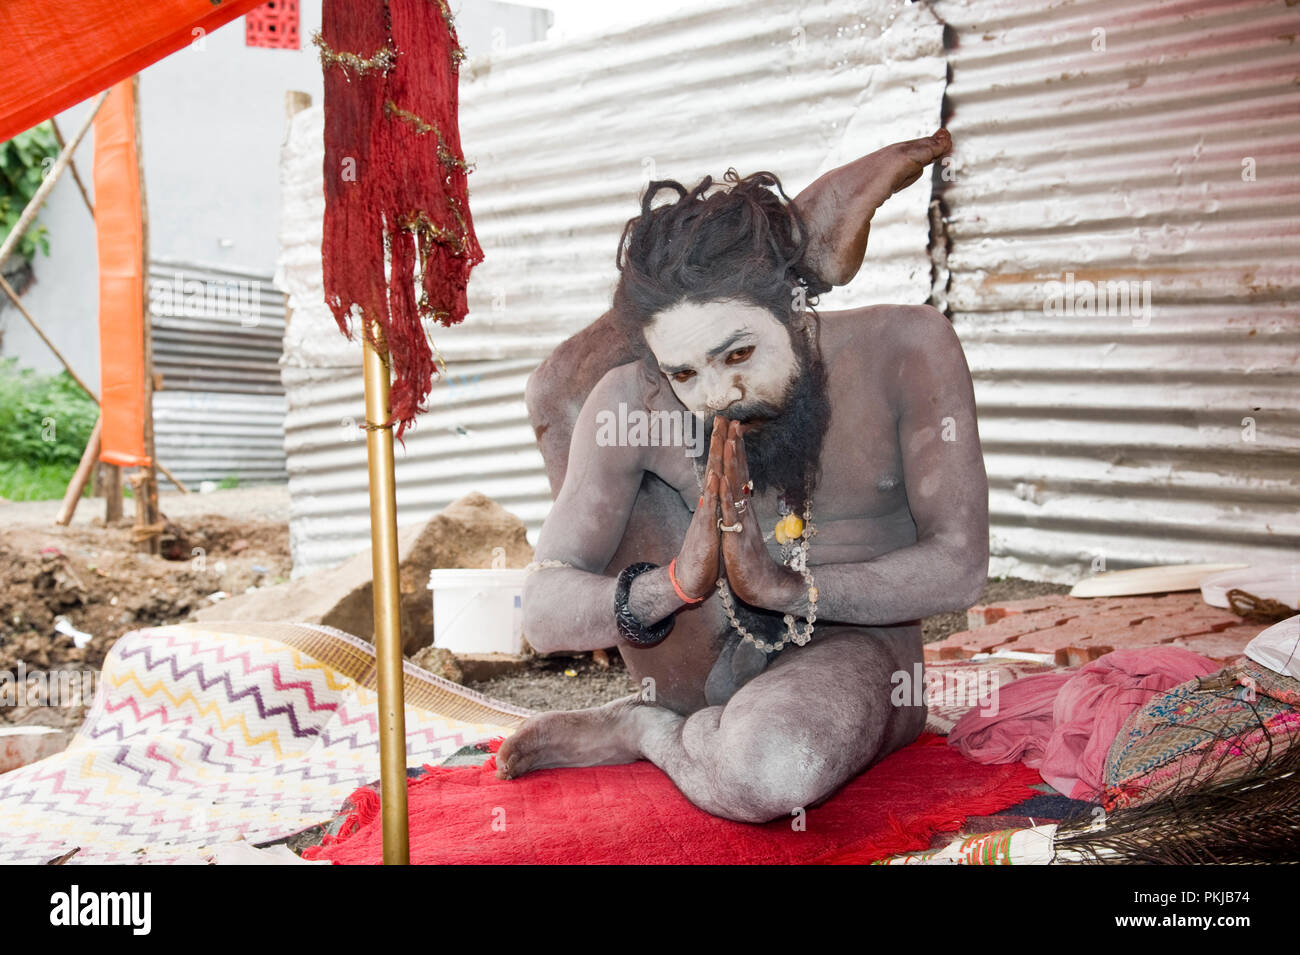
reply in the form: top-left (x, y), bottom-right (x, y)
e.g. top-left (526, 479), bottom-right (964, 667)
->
top-left (934, 0), bottom-right (1300, 581)
top-left (280, 358), bottom-right (541, 571)
top-left (149, 259), bottom-right (288, 487)
top-left (277, 0), bottom-right (947, 576)
top-left (280, 0), bottom-right (1297, 584)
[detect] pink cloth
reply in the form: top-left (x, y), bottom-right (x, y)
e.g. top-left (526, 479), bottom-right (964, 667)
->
top-left (947, 647), bottom-right (1221, 800)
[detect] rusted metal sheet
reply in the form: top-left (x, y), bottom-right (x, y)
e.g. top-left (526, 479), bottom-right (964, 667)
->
top-left (935, 0), bottom-right (1300, 581)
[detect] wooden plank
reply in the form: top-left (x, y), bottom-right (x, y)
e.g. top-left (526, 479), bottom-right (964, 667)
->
top-left (1070, 563), bottom-right (1250, 598)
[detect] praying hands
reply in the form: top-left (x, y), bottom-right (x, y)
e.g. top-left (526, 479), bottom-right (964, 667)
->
top-left (717, 419), bottom-right (806, 612)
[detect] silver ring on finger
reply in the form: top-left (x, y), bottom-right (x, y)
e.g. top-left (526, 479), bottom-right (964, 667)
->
top-left (733, 499), bottom-right (748, 514)
top-left (718, 518), bottom-right (743, 533)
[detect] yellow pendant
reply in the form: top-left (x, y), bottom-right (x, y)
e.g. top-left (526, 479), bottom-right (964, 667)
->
top-left (774, 514), bottom-right (803, 544)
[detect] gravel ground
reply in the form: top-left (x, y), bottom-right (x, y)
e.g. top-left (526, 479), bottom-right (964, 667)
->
top-left (0, 483), bottom-right (291, 527)
top-left (469, 653), bottom-right (640, 711)
top-left (468, 575), bottom-right (1073, 712)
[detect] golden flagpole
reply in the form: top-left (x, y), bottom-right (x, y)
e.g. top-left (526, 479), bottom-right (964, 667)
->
top-left (362, 317), bottom-right (410, 864)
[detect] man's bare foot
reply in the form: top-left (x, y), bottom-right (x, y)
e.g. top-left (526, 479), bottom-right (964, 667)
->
top-left (495, 694), bottom-right (650, 779)
top-left (794, 128), bottom-right (953, 287)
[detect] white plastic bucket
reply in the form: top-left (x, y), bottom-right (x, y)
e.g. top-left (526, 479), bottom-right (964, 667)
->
top-left (427, 568), bottom-right (526, 654)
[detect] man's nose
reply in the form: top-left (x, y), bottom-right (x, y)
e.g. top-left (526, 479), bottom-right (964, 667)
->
top-left (702, 373), bottom-right (742, 413)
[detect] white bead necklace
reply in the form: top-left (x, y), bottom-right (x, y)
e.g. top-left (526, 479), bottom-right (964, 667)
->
top-left (693, 459), bottom-right (819, 653)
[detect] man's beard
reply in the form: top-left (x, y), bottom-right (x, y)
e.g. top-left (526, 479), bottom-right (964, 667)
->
top-left (698, 330), bottom-right (831, 510)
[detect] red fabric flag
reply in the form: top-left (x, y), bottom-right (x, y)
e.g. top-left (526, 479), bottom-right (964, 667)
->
top-left (318, 0), bottom-right (483, 442)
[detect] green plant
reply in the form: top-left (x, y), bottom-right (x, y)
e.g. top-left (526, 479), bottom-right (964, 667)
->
top-left (0, 359), bottom-right (97, 500)
top-left (218, 474), bottom-right (241, 490)
top-left (0, 358), bottom-right (97, 465)
top-left (0, 122), bottom-right (58, 263)
top-left (0, 461), bottom-right (87, 502)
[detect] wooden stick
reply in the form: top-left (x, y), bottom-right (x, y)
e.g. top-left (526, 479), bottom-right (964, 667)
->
top-left (132, 75), bottom-right (160, 557)
top-left (0, 273), bottom-right (97, 398)
top-left (130, 469), bottom-right (153, 554)
top-left (155, 460), bottom-right (190, 494)
top-left (0, 90), bottom-right (108, 272)
top-left (48, 117), bottom-right (94, 217)
top-left (55, 416), bottom-right (102, 525)
top-left (103, 464), bottom-right (122, 523)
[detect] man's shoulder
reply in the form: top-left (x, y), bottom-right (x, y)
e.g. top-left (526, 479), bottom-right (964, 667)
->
top-left (823, 303), bottom-right (957, 364)
top-left (586, 359), bottom-right (646, 410)
top-left (588, 355), bottom-right (671, 413)
top-left (574, 362), bottom-right (655, 466)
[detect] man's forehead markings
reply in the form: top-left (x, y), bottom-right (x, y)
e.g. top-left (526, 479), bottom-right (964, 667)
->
top-left (657, 328), bottom-right (755, 374)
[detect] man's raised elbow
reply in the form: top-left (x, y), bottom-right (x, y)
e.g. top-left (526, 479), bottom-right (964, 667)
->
top-left (955, 555), bottom-right (987, 611)
top-left (521, 577), bottom-right (556, 654)
top-left (928, 535), bottom-right (987, 612)
top-left (957, 574), bottom-right (985, 612)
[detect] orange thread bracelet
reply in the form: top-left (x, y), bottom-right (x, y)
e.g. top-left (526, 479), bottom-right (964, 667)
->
top-left (669, 557), bottom-right (705, 603)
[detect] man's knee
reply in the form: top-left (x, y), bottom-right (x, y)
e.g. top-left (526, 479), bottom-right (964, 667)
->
top-left (707, 729), bottom-right (839, 824)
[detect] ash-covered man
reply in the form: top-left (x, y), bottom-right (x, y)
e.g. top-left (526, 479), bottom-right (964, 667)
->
top-left (498, 129), bottom-right (989, 823)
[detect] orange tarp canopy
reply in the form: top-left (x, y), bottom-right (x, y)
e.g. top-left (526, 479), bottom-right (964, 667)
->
top-left (0, 0), bottom-right (267, 142)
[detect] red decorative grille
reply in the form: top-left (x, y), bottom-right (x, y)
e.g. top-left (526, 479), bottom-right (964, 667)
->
top-left (246, 1), bottom-right (300, 50)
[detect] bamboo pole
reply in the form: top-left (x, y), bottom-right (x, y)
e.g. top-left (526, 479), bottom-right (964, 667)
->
top-left (55, 416), bottom-right (102, 525)
top-left (48, 117), bottom-right (94, 216)
top-left (132, 75), bottom-right (160, 557)
top-left (0, 90), bottom-right (108, 272)
top-left (0, 273), bottom-right (97, 397)
top-left (103, 462), bottom-right (122, 522)
top-left (362, 318), bottom-right (409, 865)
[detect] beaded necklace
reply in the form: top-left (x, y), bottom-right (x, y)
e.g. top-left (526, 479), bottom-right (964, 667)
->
top-left (692, 450), bottom-right (818, 652)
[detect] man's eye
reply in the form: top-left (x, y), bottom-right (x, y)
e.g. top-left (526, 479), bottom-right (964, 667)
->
top-left (726, 346), bottom-right (755, 364)
top-left (671, 370), bottom-right (696, 383)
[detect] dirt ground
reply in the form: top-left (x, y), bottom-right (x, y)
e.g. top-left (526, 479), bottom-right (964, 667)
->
top-left (0, 485), bottom-right (1071, 730)
top-left (0, 487), bottom-right (293, 731)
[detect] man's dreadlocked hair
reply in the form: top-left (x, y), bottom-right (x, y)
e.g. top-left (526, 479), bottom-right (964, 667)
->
top-left (611, 168), bottom-right (832, 395)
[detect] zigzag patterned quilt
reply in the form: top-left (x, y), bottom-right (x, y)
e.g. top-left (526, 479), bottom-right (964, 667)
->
top-left (0, 622), bottom-right (531, 864)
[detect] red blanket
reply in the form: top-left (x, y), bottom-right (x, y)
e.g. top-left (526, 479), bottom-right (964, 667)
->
top-left (303, 733), bottom-right (1041, 865)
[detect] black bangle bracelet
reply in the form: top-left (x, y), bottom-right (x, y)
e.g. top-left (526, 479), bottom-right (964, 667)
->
top-left (615, 561), bottom-right (675, 647)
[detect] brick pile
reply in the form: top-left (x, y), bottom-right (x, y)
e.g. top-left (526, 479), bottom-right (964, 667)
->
top-left (925, 591), bottom-right (1266, 667)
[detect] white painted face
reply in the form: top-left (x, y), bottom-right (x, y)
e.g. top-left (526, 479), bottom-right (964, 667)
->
top-left (643, 299), bottom-right (799, 423)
